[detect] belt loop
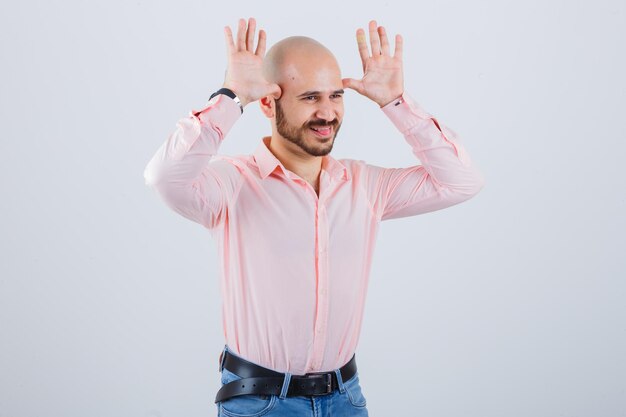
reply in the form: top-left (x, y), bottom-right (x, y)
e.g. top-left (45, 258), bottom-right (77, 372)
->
top-left (334, 368), bottom-right (346, 393)
top-left (219, 344), bottom-right (229, 372)
top-left (279, 372), bottom-right (292, 399)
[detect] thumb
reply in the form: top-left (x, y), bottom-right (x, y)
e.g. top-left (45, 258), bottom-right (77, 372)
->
top-left (342, 78), bottom-right (363, 94)
top-left (269, 83), bottom-right (282, 100)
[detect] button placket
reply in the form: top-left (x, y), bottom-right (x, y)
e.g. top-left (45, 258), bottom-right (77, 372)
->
top-left (310, 201), bottom-right (330, 371)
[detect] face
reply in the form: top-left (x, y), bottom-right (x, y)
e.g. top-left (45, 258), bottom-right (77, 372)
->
top-left (272, 56), bottom-right (345, 157)
top-left (275, 96), bottom-right (343, 157)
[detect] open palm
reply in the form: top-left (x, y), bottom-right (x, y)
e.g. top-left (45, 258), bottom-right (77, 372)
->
top-left (343, 20), bottom-right (404, 107)
top-left (222, 18), bottom-right (281, 107)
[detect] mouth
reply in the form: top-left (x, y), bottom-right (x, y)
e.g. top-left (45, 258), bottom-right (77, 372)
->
top-left (309, 125), bottom-right (333, 138)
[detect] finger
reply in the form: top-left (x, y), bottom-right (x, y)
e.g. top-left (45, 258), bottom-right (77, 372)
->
top-left (378, 26), bottom-right (390, 55)
top-left (255, 29), bottom-right (267, 56)
top-left (356, 28), bottom-right (369, 72)
top-left (224, 26), bottom-right (235, 54)
top-left (236, 18), bottom-right (246, 51)
top-left (246, 17), bottom-right (256, 51)
top-left (368, 20), bottom-right (381, 55)
top-left (342, 77), bottom-right (364, 94)
top-left (394, 34), bottom-right (403, 60)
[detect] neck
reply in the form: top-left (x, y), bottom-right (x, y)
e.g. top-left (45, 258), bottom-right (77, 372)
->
top-left (266, 135), bottom-right (323, 183)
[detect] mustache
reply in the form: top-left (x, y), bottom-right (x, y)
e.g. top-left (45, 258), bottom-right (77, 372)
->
top-left (307, 119), bottom-right (338, 128)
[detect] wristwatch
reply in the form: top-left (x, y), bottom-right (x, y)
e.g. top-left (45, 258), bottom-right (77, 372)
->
top-left (209, 87), bottom-right (243, 114)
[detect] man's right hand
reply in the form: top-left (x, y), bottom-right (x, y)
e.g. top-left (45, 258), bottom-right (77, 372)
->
top-left (222, 17), bottom-right (281, 108)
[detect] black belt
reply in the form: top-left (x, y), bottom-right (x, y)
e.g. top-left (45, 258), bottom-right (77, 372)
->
top-left (215, 350), bottom-right (357, 403)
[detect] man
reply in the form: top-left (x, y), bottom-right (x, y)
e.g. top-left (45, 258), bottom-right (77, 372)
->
top-left (144, 17), bottom-right (484, 417)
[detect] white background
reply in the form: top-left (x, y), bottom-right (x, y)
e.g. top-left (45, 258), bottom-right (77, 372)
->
top-left (1, 0), bottom-right (625, 416)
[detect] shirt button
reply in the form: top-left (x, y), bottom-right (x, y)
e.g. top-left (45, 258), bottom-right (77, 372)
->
top-left (320, 288), bottom-right (327, 295)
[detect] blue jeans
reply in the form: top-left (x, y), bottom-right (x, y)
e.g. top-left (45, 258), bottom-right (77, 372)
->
top-left (216, 344), bottom-right (369, 417)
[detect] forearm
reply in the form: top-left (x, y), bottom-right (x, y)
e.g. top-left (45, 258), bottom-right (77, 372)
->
top-left (382, 92), bottom-right (485, 196)
top-left (143, 95), bottom-right (241, 190)
top-left (142, 95), bottom-right (243, 228)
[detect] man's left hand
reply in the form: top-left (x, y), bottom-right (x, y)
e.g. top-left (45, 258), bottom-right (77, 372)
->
top-left (342, 20), bottom-right (404, 107)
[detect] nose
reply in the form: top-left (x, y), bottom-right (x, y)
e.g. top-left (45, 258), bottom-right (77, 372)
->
top-left (315, 101), bottom-right (337, 122)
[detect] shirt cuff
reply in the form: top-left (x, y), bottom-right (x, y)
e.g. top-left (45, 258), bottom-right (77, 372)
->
top-left (381, 92), bottom-right (434, 134)
top-left (189, 94), bottom-right (242, 140)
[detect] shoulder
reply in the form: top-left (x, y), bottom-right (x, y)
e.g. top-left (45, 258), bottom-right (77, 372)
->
top-left (211, 154), bottom-right (253, 173)
top-left (336, 157), bottom-right (384, 179)
top-left (336, 157), bottom-right (365, 171)
top-left (211, 155), bottom-right (254, 170)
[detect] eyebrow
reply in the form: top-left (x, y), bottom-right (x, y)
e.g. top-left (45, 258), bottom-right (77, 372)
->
top-left (297, 89), bottom-right (345, 98)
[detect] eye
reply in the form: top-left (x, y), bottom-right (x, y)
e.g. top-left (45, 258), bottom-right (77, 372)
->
top-left (331, 94), bottom-right (343, 99)
top-left (303, 95), bottom-right (317, 101)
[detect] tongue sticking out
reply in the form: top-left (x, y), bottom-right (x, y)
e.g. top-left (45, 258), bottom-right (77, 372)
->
top-left (311, 126), bottom-right (331, 135)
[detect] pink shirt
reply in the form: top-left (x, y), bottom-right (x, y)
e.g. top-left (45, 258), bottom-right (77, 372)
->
top-left (144, 92), bottom-right (484, 375)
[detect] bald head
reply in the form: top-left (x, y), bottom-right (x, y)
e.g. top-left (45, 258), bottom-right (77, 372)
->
top-left (262, 36), bottom-right (341, 88)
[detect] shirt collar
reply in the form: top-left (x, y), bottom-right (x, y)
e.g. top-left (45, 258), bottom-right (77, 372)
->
top-left (253, 136), bottom-right (351, 182)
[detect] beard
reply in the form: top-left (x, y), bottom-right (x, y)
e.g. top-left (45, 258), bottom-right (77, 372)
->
top-left (275, 99), bottom-right (342, 157)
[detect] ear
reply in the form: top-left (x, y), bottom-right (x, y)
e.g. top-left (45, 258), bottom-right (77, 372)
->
top-left (259, 96), bottom-right (275, 119)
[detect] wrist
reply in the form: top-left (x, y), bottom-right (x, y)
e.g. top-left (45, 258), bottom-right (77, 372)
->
top-left (212, 86), bottom-right (245, 113)
top-left (221, 84), bottom-right (250, 106)
top-left (378, 91), bottom-right (404, 108)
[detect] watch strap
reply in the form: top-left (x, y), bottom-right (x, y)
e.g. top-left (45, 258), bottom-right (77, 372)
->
top-left (210, 88), bottom-right (243, 114)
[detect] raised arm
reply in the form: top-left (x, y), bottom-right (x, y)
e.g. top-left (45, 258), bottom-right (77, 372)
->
top-left (342, 20), bottom-right (485, 221)
top-left (143, 17), bottom-right (281, 230)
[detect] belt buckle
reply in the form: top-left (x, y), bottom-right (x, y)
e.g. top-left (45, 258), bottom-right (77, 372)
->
top-left (305, 372), bottom-right (333, 395)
